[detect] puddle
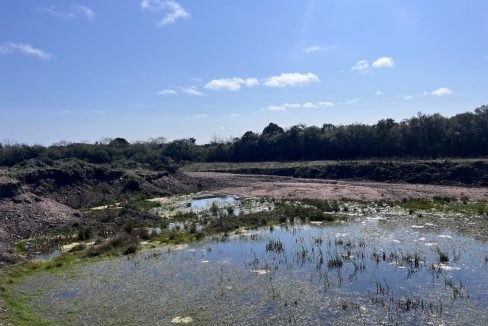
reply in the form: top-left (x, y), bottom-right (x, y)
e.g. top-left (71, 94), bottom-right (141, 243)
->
top-left (13, 208), bottom-right (488, 325)
top-left (190, 195), bottom-right (238, 210)
top-left (150, 194), bottom-right (274, 218)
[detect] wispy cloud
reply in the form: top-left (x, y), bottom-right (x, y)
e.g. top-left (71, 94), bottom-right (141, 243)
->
top-left (157, 86), bottom-right (205, 96)
top-left (43, 5), bottom-right (95, 20)
top-left (375, 91), bottom-right (382, 95)
top-left (0, 42), bottom-right (52, 60)
top-left (179, 86), bottom-right (205, 96)
top-left (265, 101), bottom-right (333, 112)
top-left (264, 73), bottom-right (319, 87)
top-left (401, 91), bottom-right (428, 100)
top-left (141, 0), bottom-right (190, 27)
top-left (400, 89), bottom-right (453, 100)
top-left (157, 89), bottom-right (177, 95)
top-left (350, 60), bottom-right (369, 72)
top-left (345, 98), bottom-right (361, 105)
top-left (301, 44), bottom-right (338, 54)
top-left (193, 113), bottom-right (208, 119)
top-left (431, 87), bottom-right (453, 96)
top-left (372, 56), bottom-right (394, 68)
top-left (205, 78), bottom-right (259, 91)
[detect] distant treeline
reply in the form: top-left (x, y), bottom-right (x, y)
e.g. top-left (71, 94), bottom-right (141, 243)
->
top-left (1, 105), bottom-right (487, 167)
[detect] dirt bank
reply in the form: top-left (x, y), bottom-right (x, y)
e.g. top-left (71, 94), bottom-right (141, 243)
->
top-left (185, 160), bottom-right (488, 186)
top-left (187, 172), bottom-right (488, 201)
top-left (0, 191), bottom-right (82, 266)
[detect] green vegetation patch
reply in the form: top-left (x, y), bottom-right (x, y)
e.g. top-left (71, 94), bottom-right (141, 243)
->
top-left (399, 197), bottom-right (488, 215)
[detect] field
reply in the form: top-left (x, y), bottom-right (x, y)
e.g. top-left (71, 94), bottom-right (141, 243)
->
top-left (183, 159), bottom-right (488, 186)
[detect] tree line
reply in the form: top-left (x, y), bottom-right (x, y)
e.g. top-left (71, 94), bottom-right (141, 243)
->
top-left (1, 105), bottom-right (487, 167)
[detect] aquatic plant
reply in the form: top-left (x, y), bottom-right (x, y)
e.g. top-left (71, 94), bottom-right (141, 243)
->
top-left (266, 239), bottom-right (284, 253)
top-left (327, 254), bottom-right (343, 269)
top-left (437, 249), bottom-right (449, 263)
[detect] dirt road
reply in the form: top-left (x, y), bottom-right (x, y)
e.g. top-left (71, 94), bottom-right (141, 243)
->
top-left (188, 172), bottom-right (488, 201)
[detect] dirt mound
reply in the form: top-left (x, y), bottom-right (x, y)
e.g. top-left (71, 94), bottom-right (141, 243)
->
top-left (11, 159), bottom-right (200, 209)
top-left (0, 176), bottom-right (20, 199)
top-left (0, 191), bottom-right (82, 266)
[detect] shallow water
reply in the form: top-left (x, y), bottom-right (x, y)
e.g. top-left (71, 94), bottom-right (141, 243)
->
top-left (13, 208), bottom-right (488, 325)
top-left (151, 194), bottom-right (273, 218)
top-left (190, 195), bottom-right (238, 210)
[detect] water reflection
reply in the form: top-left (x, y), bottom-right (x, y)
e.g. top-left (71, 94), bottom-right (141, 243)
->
top-left (15, 210), bottom-right (488, 325)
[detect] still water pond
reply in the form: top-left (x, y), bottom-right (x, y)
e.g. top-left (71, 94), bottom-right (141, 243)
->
top-left (14, 207), bottom-right (488, 325)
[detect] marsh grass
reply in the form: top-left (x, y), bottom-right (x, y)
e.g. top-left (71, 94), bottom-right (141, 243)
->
top-left (327, 254), bottom-right (343, 269)
top-left (400, 198), bottom-right (488, 215)
top-left (437, 250), bottom-right (449, 263)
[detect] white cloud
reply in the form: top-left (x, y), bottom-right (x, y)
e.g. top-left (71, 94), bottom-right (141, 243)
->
top-left (75, 5), bottom-right (95, 19)
top-left (0, 42), bottom-right (52, 60)
top-left (375, 91), bottom-right (382, 95)
top-left (350, 60), bottom-right (369, 72)
top-left (157, 89), bottom-right (177, 95)
top-left (265, 101), bottom-right (333, 112)
top-left (43, 5), bottom-right (95, 20)
top-left (345, 98), bottom-right (360, 105)
top-left (179, 86), bottom-right (205, 96)
top-left (400, 90), bottom-right (433, 100)
top-left (141, 0), bottom-right (190, 27)
top-left (264, 72), bottom-right (319, 87)
top-left (372, 56), bottom-right (394, 68)
top-left (157, 86), bottom-right (205, 96)
top-left (351, 57), bottom-right (394, 72)
top-left (317, 101), bottom-right (334, 107)
top-left (431, 87), bottom-right (453, 96)
top-left (193, 114), bottom-right (208, 118)
top-left (301, 44), bottom-right (338, 54)
top-left (205, 77), bottom-right (259, 91)
top-left (229, 113), bottom-right (239, 117)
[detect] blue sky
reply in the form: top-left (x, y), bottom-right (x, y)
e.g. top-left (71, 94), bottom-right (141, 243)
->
top-left (1, 0), bottom-right (487, 144)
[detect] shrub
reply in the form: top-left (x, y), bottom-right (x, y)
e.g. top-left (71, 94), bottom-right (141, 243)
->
top-left (124, 176), bottom-right (141, 191)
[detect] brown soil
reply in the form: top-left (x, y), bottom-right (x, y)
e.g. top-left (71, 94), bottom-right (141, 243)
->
top-left (0, 191), bottom-right (82, 267)
top-left (187, 172), bottom-right (488, 201)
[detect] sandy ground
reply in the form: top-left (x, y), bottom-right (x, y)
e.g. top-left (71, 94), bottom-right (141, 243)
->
top-left (188, 172), bottom-right (488, 201)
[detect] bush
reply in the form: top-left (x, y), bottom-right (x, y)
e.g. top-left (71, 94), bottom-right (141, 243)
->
top-left (124, 176), bottom-right (141, 191)
top-left (77, 227), bottom-right (92, 241)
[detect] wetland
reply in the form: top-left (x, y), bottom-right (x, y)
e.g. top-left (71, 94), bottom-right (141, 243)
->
top-left (2, 194), bottom-right (488, 325)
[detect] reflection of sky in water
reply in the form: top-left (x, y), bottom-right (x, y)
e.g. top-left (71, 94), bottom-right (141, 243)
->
top-left (14, 212), bottom-right (488, 325)
top-left (190, 196), bottom-right (238, 210)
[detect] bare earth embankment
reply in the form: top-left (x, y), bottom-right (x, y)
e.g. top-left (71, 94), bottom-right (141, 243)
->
top-left (185, 159), bottom-right (488, 186)
top-left (186, 171), bottom-right (488, 201)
